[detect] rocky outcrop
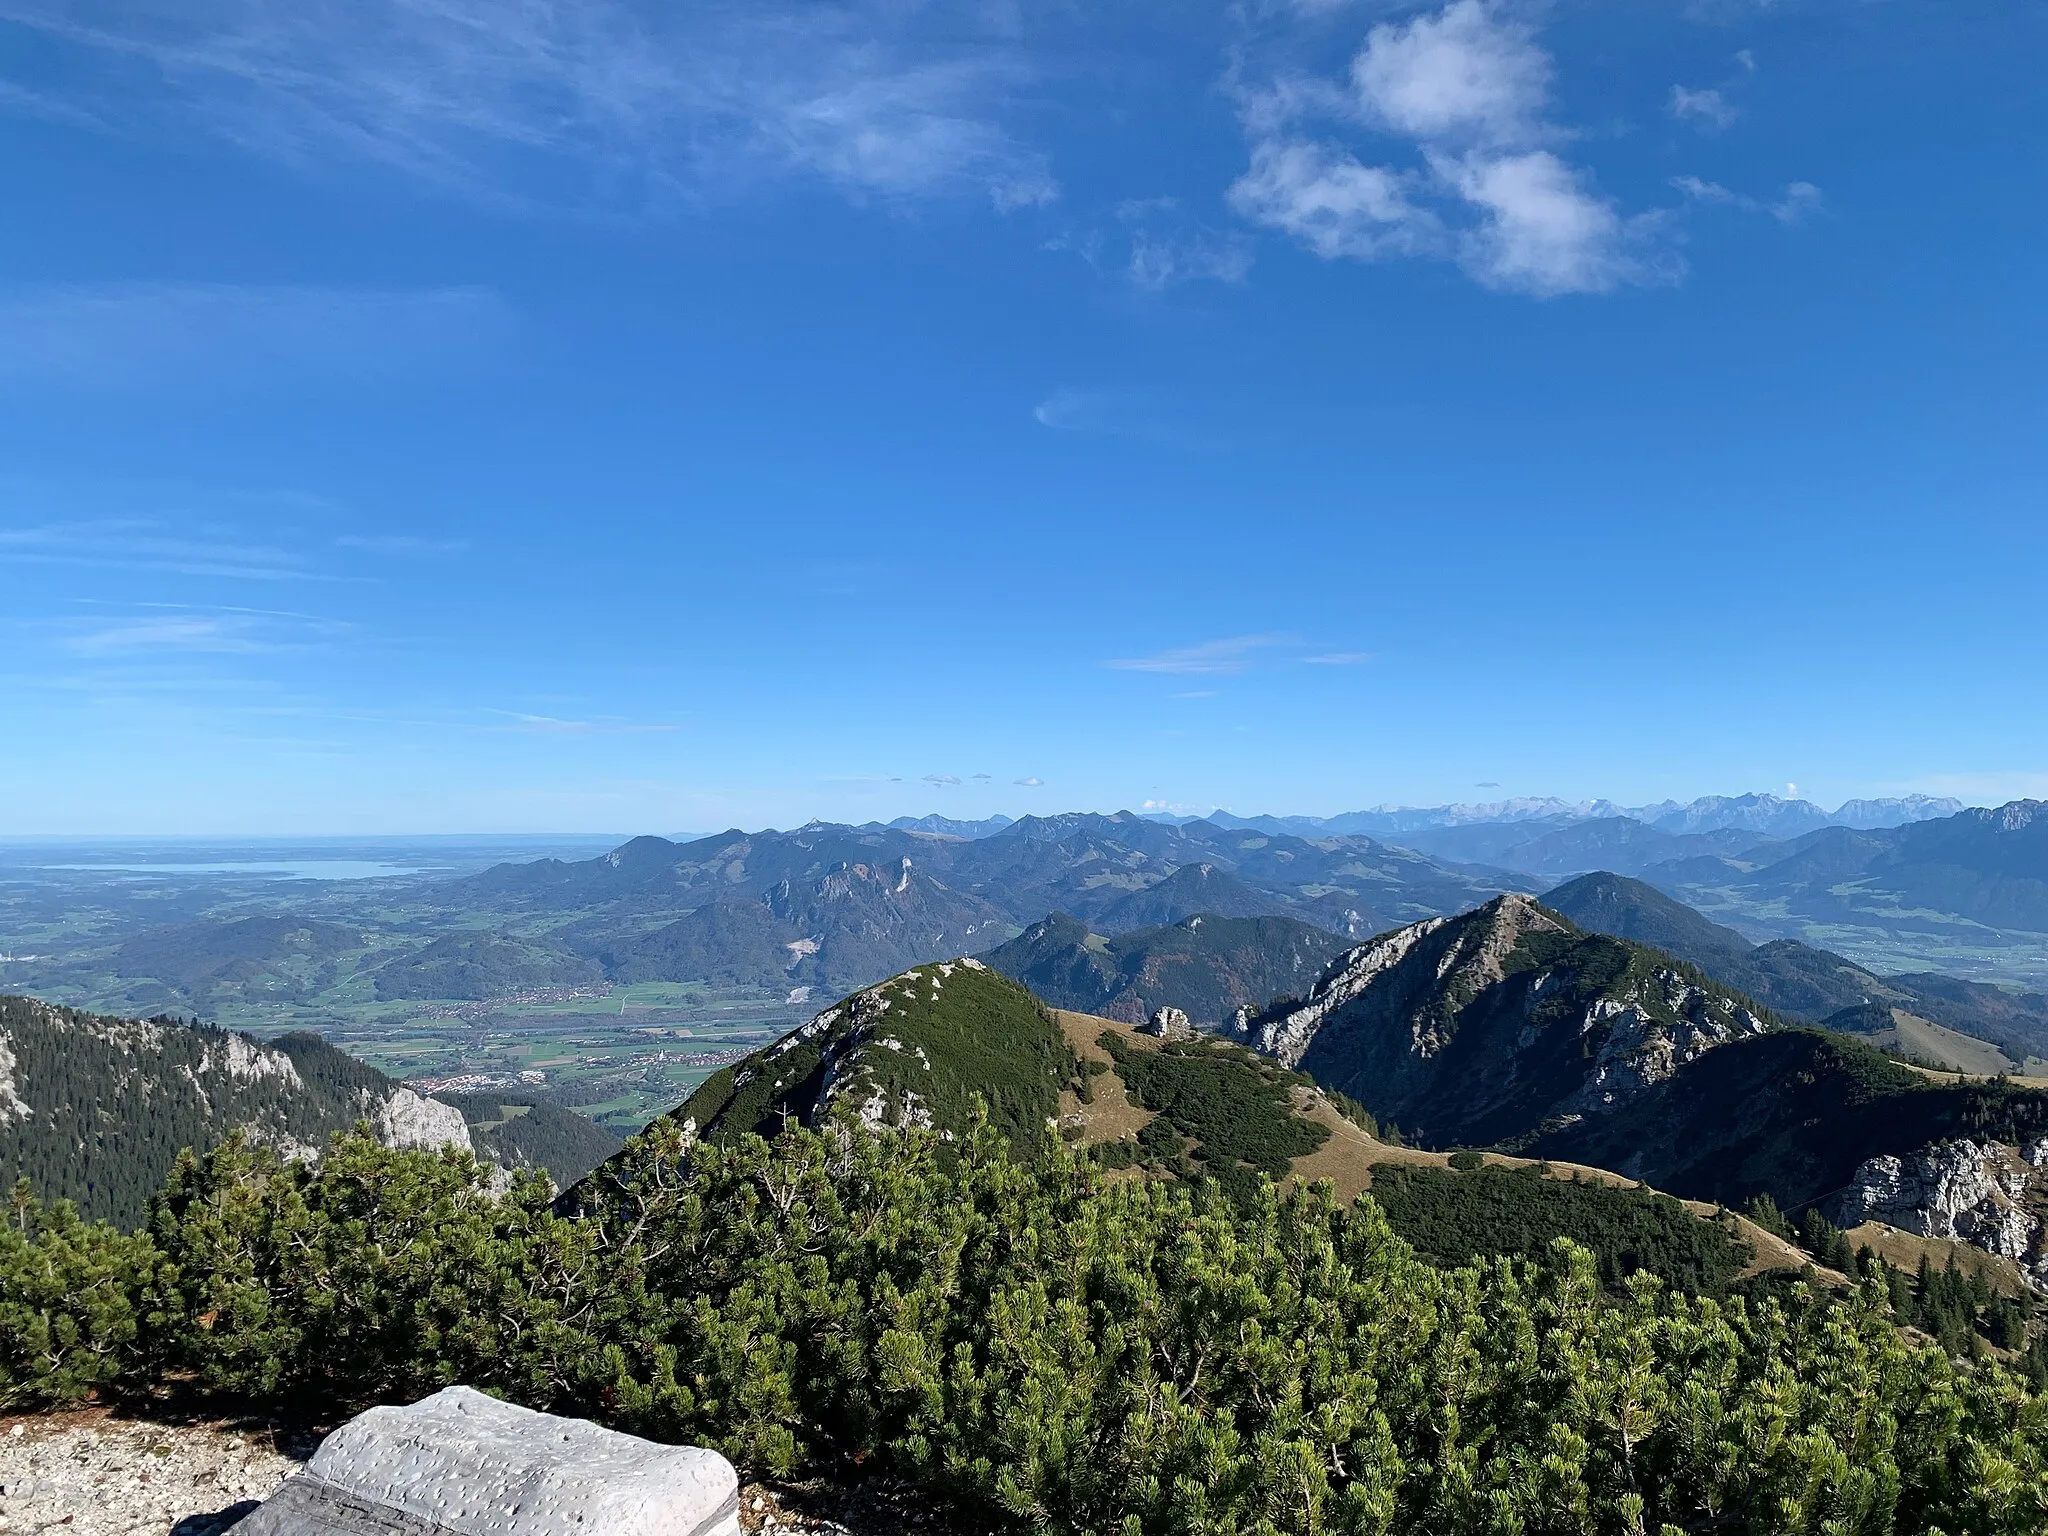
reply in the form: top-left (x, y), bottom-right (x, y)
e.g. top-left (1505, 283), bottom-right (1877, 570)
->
top-left (1248, 915), bottom-right (1451, 1067)
top-left (1554, 976), bottom-right (1769, 1118)
top-left (1832, 1139), bottom-right (2048, 1287)
top-left (372, 1086), bottom-right (476, 1153)
top-left (237, 1386), bottom-right (739, 1536)
top-left (1141, 1006), bottom-right (1193, 1040)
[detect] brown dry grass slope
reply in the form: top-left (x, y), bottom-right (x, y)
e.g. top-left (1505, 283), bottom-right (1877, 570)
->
top-left (1051, 1010), bottom-right (1823, 1280)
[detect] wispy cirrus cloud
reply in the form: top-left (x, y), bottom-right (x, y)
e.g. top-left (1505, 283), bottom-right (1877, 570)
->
top-left (0, 519), bottom-right (324, 580)
top-left (0, 0), bottom-right (1058, 212)
top-left (1228, 0), bottom-right (1673, 296)
top-left (54, 604), bottom-right (349, 657)
top-left (0, 283), bottom-right (509, 392)
top-left (1108, 635), bottom-right (1374, 678)
top-left (483, 710), bottom-right (680, 735)
top-left (1107, 635), bottom-right (1284, 676)
top-left (335, 533), bottom-right (471, 557)
top-left (1668, 85), bottom-right (1735, 128)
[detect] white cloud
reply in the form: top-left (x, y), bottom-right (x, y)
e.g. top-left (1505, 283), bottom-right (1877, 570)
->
top-left (1774, 181), bottom-right (1822, 224)
top-left (1127, 228), bottom-right (1255, 289)
top-left (1231, 0), bottom-right (1667, 296)
top-left (1674, 175), bottom-right (1822, 224)
top-left (1014, 775), bottom-right (1043, 786)
top-left (923, 772), bottom-right (961, 786)
top-left (1668, 85), bottom-right (1735, 128)
top-left (1031, 387), bottom-right (1198, 443)
top-left (1352, 0), bottom-right (1549, 144)
top-left (0, 0), bottom-right (1057, 211)
top-left (1228, 141), bottom-right (1437, 260)
top-left (1106, 636), bottom-right (1281, 676)
top-left (65, 617), bottom-right (266, 656)
top-left (1304, 651), bottom-right (1371, 665)
top-left (56, 605), bottom-right (347, 657)
top-left (484, 711), bottom-right (680, 735)
top-left (1443, 149), bottom-right (1649, 295)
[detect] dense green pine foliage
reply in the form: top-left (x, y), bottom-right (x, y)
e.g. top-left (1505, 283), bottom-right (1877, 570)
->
top-left (0, 998), bottom-right (425, 1227)
top-left (659, 962), bottom-right (1075, 1157)
top-left (432, 1093), bottom-right (622, 1187)
top-left (1096, 1030), bottom-right (1330, 1205)
top-left (1363, 1162), bottom-right (1750, 1296)
top-left (0, 1181), bottom-right (153, 1410)
top-left (0, 1115), bottom-right (2046, 1531)
top-left (0, 998), bottom-right (614, 1225)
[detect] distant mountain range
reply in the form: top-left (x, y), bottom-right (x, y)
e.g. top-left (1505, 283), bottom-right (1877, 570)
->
top-left (1643, 801), bottom-right (2048, 942)
top-left (1542, 872), bottom-right (2048, 1059)
top-left (449, 811), bottom-right (1511, 994)
top-left (1140, 792), bottom-right (1962, 841)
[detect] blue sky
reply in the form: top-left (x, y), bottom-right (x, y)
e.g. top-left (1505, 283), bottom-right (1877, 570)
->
top-left (1, 0), bottom-right (2043, 833)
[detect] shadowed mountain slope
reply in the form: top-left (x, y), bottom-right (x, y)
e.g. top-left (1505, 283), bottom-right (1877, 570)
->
top-left (1238, 894), bottom-right (1777, 1150)
top-left (981, 911), bottom-right (1352, 1026)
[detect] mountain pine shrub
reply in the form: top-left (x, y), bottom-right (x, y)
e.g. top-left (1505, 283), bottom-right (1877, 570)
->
top-left (2, 1115), bottom-right (2047, 1533)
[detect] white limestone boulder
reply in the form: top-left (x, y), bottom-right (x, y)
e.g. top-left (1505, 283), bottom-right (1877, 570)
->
top-left (235, 1386), bottom-right (739, 1536)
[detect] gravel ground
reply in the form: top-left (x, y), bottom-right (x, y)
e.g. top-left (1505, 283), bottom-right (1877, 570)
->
top-left (0, 1413), bottom-right (307, 1535)
top-left (0, 1410), bottom-right (964, 1536)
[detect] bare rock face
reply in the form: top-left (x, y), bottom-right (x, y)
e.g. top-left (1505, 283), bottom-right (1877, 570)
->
top-left (1249, 916), bottom-right (1449, 1068)
top-left (1553, 976), bottom-right (1769, 1119)
top-left (1141, 1006), bottom-right (1193, 1040)
top-left (236, 1386), bottom-right (740, 1536)
top-left (371, 1086), bottom-right (475, 1153)
top-left (1833, 1139), bottom-right (2048, 1287)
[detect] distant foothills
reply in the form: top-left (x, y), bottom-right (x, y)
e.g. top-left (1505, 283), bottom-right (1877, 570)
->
top-left (6, 794), bottom-right (2047, 1034)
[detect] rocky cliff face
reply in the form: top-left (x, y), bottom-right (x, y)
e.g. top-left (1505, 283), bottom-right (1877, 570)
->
top-left (1832, 1138), bottom-right (2048, 1288)
top-left (1236, 895), bottom-right (1771, 1149)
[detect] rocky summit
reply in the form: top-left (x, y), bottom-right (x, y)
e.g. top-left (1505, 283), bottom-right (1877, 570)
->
top-left (1237, 894), bottom-right (1771, 1148)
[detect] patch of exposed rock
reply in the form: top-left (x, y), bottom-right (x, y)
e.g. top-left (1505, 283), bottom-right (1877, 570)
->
top-left (371, 1086), bottom-right (473, 1152)
top-left (1140, 1006), bottom-right (1192, 1040)
top-left (1832, 1138), bottom-right (2048, 1289)
top-left (1553, 975), bottom-right (1769, 1118)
